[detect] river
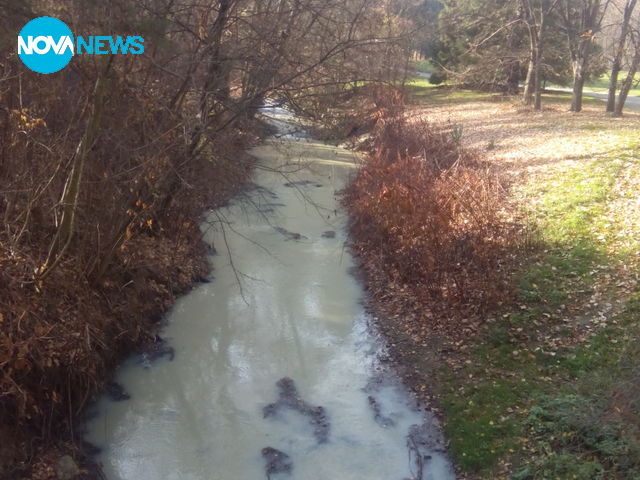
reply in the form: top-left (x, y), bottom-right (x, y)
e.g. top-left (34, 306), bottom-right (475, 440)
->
top-left (83, 106), bottom-right (454, 480)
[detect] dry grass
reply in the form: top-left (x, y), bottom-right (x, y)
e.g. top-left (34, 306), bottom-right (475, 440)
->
top-left (347, 112), bottom-right (519, 318)
top-left (407, 92), bottom-right (640, 182)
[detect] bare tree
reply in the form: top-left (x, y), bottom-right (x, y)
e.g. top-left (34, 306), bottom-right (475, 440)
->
top-left (606, 0), bottom-right (638, 111)
top-left (614, 28), bottom-right (640, 114)
top-left (561, 0), bottom-right (611, 111)
top-left (522, 0), bottom-right (561, 109)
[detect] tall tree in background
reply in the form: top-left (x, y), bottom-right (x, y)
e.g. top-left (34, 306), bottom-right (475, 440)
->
top-left (606, 0), bottom-right (638, 111)
top-left (406, 0), bottom-right (443, 59)
top-left (561, 0), bottom-right (611, 111)
top-left (433, 0), bottom-right (528, 91)
top-left (521, 0), bottom-right (561, 109)
top-left (614, 27), bottom-right (640, 114)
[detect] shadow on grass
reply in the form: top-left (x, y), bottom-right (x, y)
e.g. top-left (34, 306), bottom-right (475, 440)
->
top-left (439, 153), bottom-right (640, 477)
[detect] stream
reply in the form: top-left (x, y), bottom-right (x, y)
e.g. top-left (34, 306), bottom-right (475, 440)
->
top-left (83, 107), bottom-right (454, 480)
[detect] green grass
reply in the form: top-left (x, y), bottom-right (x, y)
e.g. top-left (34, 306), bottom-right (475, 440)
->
top-left (584, 71), bottom-right (640, 97)
top-left (549, 71), bottom-right (640, 98)
top-left (538, 92), bottom-right (603, 106)
top-left (404, 77), bottom-right (604, 107)
top-left (404, 77), bottom-right (496, 104)
top-left (516, 300), bottom-right (640, 480)
top-left (438, 136), bottom-right (640, 478)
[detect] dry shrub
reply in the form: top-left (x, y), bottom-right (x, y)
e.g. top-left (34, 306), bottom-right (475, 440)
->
top-left (292, 83), bottom-right (406, 141)
top-left (347, 104), bottom-right (520, 317)
top-left (0, 61), bottom-right (257, 476)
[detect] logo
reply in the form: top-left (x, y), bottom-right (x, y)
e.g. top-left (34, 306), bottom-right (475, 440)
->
top-left (18, 17), bottom-right (145, 74)
top-left (18, 17), bottom-right (74, 74)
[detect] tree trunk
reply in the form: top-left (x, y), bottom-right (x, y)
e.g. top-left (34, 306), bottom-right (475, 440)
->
top-left (562, 0), bottom-right (608, 113)
top-left (533, 43), bottom-right (544, 110)
top-left (533, 11), bottom-right (549, 111)
top-left (607, 62), bottom-right (622, 112)
top-left (506, 62), bottom-right (521, 94)
top-left (606, 0), bottom-right (637, 112)
top-left (506, 3), bottom-right (525, 94)
top-left (37, 56), bottom-right (113, 280)
top-left (523, 53), bottom-right (536, 104)
top-left (571, 58), bottom-right (586, 112)
top-left (613, 50), bottom-right (640, 116)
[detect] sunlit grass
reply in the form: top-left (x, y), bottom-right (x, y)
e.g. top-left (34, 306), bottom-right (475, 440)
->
top-left (405, 79), bottom-right (604, 108)
top-left (548, 71), bottom-right (640, 97)
top-left (439, 133), bottom-right (640, 477)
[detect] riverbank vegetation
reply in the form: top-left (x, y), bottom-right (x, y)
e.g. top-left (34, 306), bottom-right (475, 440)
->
top-left (0, 1), bottom-right (414, 478)
top-left (347, 78), bottom-right (640, 479)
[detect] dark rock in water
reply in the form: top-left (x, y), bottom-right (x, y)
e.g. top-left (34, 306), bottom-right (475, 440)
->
top-left (246, 182), bottom-right (278, 199)
top-left (261, 447), bottom-right (292, 478)
top-left (139, 336), bottom-right (175, 368)
top-left (321, 230), bottom-right (336, 239)
top-left (367, 395), bottom-right (395, 427)
top-left (79, 439), bottom-right (102, 456)
top-left (406, 423), bottom-right (446, 479)
top-left (273, 227), bottom-right (308, 241)
top-left (263, 377), bottom-right (330, 443)
top-left (283, 180), bottom-right (316, 188)
top-left (105, 381), bottom-right (130, 402)
top-left (408, 423), bottom-right (446, 453)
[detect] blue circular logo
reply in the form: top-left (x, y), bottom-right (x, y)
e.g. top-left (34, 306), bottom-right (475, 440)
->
top-left (18, 17), bottom-right (74, 74)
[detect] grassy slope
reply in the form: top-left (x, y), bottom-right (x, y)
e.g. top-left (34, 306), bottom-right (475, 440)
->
top-left (408, 81), bottom-right (640, 479)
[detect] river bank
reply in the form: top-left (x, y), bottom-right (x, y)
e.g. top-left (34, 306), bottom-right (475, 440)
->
top-left (345, 84), bottom-right (640, 479)
top-left (2, 118), bottom-right (270, 480)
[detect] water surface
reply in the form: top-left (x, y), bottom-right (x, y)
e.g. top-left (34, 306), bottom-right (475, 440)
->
top-left (85, 108), bottom-right (454, 480)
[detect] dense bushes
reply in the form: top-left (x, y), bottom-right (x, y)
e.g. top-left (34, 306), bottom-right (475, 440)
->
top-left (428, 71), bottom-right (447, 85)
top-left (346, 95), bottom-right (520, 317)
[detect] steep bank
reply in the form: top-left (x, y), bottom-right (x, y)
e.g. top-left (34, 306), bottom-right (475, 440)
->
top-left (1, 120), bottom-right (270, 480)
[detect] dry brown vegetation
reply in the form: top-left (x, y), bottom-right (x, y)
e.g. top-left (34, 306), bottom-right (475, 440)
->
top-left (0, 1), bottom-right (414, 477)
top-left (346, 90), bottom-right (524, 326)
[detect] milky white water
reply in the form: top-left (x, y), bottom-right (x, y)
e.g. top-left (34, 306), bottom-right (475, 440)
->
top-left (84, 107), bottom-right (454, 480)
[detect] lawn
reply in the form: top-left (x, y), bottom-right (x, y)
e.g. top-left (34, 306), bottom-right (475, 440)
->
top-left (411, 59), bottom-right (436, 75)
top-left (583, 71), bottom-right (640, 97)
top-left (441, 149), bottom-right (640, 478)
